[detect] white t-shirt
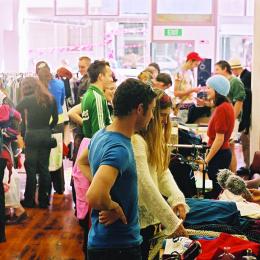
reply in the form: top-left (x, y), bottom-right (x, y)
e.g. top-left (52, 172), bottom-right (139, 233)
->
top-left (174, 69), bottom-right (196, 104)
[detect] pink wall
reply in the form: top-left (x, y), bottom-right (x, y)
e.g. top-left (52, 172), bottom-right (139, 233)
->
top-left (0, 0), bottom-right (19, 72)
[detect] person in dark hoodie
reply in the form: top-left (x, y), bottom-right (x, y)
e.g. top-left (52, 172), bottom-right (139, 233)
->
top-left (229, 58), bottom-right (252, 168)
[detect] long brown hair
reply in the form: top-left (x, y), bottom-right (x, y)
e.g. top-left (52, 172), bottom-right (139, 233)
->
top-left (140, 89), bottom-right (172, 173)
top-left (38, 67), bottom-right (52, 89)
top-left (21, 77), bottom-right (53, 107)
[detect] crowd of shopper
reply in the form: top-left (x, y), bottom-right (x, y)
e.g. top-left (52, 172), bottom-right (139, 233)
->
top-left (1, 52), bottom-right (258, 260)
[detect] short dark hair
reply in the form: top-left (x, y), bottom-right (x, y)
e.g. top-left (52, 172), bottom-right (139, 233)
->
top-left (148, 63), bottom-right (160, 73)
top-left (156, 73), bottom-right (172, 86)
top-left (87, 60), bottom-right (110, 83)
top-left (113, 79), bottom-right (156, 117)
top-left (79, 56), bottom-right (91, 63)
top-left (215, 91), bottom-right (230, 106)
top-left (215, 60), bottom-right (232, 75)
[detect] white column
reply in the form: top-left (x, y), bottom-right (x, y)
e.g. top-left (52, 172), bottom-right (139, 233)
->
top-left (250, 0), bottom-right (260, 160)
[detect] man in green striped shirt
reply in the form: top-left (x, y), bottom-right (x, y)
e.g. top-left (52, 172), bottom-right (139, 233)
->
top-left (81, 60), bottom-right (113, 138)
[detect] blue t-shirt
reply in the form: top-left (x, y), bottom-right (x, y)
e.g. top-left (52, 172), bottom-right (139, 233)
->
top-left (88, 128), bottom-right (142, 248)
top-left (48, 79), bottom-right (65, 115)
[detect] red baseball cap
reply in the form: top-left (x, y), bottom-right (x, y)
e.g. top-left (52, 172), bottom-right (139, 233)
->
top-left (57, 67), bottom-right (73, 79)
top-left (186, 52), bottom-right (204, 61)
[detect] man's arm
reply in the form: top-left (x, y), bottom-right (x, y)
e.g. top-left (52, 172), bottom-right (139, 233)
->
top-left (68, 104), bottom-right (83, 126)
top-left (86, 164), bottom-right (127, 224)
top-left (233, 100), bottom-right (243, 119)
top-left (174, 80), bottom-right (200, 98)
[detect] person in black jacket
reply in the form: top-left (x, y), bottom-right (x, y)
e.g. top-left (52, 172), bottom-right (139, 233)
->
top-left (17, 77), bottom-right (58, 208)
top-left (229, 58), bottom-right (252, 167)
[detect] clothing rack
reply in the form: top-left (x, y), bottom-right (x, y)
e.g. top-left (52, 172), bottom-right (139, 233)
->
top-left (168, 143), bottom-right (209, 195)
top-left (0, 73), bottom-right (36, 105)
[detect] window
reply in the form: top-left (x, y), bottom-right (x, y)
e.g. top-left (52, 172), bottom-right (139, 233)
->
top-left (157, 0), bottom-right (212, 14)
top-left (246, 0), bottom-right (254, 16)
top-left (155, 0), bottom-right (213, 24)
top-left (220, 36), bottom-right (253, 70)
top-left (152, 41), bottom-right (194, 73)
top-left (88, 0), bottom-right (118, 15)
top-left (55, 0), bottom-right (86, 15)
top-left (120, 0), bottom-right (149, 14)
top-left (218, 0), bottom-right (245, 16)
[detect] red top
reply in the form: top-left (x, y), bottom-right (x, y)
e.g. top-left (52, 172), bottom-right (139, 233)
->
top-left (207, 102), bottom-right (235, 150)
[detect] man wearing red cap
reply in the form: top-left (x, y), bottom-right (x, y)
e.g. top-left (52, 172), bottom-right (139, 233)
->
top-left (174, 52), bottom-right (203, 123)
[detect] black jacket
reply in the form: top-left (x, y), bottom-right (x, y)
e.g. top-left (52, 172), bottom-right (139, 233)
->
top-left (239, 69), bottom-right (252, 133)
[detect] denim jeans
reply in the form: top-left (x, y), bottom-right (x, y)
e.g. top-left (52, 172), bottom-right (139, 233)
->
top-left (87, 245), bottom-right (142, 260)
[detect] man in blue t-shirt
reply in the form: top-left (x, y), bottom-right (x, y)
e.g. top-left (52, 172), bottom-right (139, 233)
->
top-left (77, 78), bottom-right (156, 260)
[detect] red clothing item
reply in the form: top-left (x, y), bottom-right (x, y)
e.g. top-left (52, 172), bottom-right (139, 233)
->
top-left (197, 233), bottom-right (260, 260)
top-left (0, 104), bottom-right (21, 123)
top-left (207, 102), bottom-right (235, 149)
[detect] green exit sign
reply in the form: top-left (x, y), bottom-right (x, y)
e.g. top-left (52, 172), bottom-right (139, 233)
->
top-left (164, 28), bottom-right (182, 36)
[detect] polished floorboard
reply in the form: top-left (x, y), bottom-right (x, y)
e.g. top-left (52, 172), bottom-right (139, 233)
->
top-left (0, 192), bottom-right (84, 260)
top-left (0, 159), bottom-right (85, 260)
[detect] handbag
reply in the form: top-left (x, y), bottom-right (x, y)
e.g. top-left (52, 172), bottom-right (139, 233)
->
top-left (187, 104), bottom-right (211, 124)
top-left (49, 133), bottom-right (63, 171)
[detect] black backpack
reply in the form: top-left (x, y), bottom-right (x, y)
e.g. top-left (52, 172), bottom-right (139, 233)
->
top-left (169, 154), bottom-right (197, 198)
top-left (178, 127), bottom-right (203, 157)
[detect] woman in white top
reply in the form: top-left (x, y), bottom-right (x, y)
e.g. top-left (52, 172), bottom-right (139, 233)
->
top-left (133, 89), bottom-right (188, 259)
top-left (99, 89), bottom-right (188, 260)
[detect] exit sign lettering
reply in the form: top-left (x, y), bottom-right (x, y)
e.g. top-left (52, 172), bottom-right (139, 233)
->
top-left (164, 28), bottom-right (182, 36)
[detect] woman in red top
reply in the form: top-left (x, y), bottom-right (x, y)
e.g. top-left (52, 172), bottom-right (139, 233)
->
top-left (204, 75), bottom-right (235, 199)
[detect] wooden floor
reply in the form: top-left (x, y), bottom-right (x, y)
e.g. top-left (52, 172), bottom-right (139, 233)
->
top-left (0, 193), bottom-right (84, 260)
top-left (0, 157), bottom-right (85, 260)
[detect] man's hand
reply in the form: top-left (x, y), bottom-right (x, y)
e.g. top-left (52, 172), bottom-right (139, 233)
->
top-left (168, 224), bottom-right (188, 238)
top-left (192, 87), bottom-right (202, 93)
top-left (195, 97), bottom-right (206, 107)
top-left (99, 210), bottom-right (120, 226)
top-left (172, 204), bottom-right (187, 220)
top-left (99, 202), bottom-right (127, 226)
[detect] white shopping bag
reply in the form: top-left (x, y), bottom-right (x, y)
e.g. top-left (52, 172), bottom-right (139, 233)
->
top-left (49, 133), bottom-right (63, 171)
top-left (4, 172), bottom-right (20, 208)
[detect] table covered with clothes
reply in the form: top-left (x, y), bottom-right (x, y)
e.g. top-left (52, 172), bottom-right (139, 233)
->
top-left (151, 198), bottom-right (260, 259)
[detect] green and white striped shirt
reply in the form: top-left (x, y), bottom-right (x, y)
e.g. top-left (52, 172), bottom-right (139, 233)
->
top-left (81, 84), bottom-right (111, 138)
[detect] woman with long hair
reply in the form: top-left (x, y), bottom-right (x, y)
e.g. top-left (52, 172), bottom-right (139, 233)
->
top-left (99, 88), bottom-right (188, 260)
top-left (16, 77), bottom-right (58, 208)
top-left (204, 75), bottom-right (235, 199)
top-left (38, 66), bottom-right (66, 195)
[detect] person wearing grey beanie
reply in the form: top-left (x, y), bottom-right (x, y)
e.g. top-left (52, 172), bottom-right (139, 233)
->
top-left (204, 75), bottom-right (235, 199)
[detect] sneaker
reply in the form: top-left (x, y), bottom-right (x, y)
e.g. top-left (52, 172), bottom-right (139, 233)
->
top-left (6, 212), bottom-right (28, 225)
